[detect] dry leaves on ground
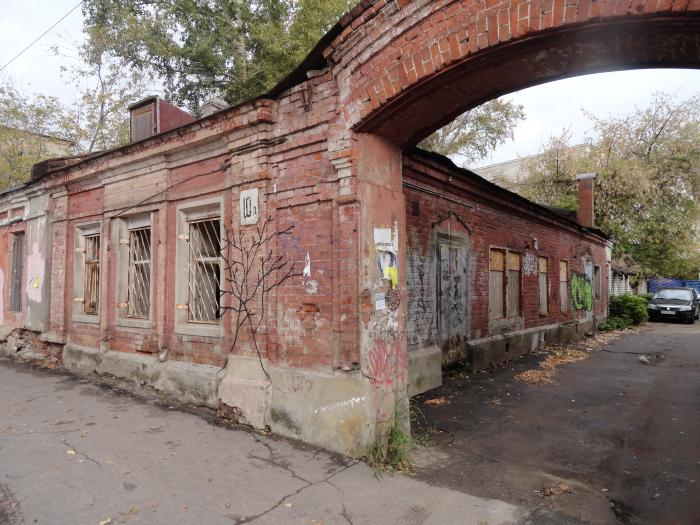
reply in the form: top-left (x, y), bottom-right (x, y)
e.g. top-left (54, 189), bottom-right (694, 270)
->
top-left (514, 329), bottom-right (628, 385)
top-left (536, 481), bottom-right (577, 497)
top-left (424, 397), bottom-right (449, 406)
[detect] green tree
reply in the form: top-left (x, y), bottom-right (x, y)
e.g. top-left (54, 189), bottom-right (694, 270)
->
top-left (0, 82), bottom-right (70, 190)
top-left (510, 93), bottom-right (700, 278)
top-left (419, 99), bottom-right (525, 165)
top-left (81, 0), bottom-right (354, 112)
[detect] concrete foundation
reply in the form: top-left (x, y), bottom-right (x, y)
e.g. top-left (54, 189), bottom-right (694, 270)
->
top-left (62, 344), bottom-right (224, 409)
top-left (408, 345), bottom-right (442, 397)
top-left (410, 318), bottom-right (599, 396)
top-left (219, 354), bottom-right (376, 456)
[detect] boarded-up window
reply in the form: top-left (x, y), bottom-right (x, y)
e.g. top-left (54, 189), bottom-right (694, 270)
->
top-left (131, 105), bottom-right (155, 142)
top-left (84, 234), bottom-right (101, 315)
top-left (127, 227), bottom-right (151, 318)
top-left (9, 232), bottom-right (24, 312)
top-left (489, 249), bottom-right (505, 320)
top-left (559, 260), bottom-right (569, 312)
top-left (593, 265), bottom-right (601, 302)
top-left (187, 219), bottom-right (221, 323)
top-left (506, 252), bottom-right (522, 318)
top-left (538, 257), bottom-right (548, 315)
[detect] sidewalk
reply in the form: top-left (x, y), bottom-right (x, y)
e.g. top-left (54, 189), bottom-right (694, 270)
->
top-left (0, 359), bottom-right (519, 525)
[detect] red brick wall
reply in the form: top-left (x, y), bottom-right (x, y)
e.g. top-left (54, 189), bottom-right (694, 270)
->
top-left (403, 152), bottom-right (608, 361)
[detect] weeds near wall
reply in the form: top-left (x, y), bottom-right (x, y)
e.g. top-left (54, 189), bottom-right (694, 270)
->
top-left (219, 216), bottom-right (299, 379)
top-left (363, 401), bottom-right (430, 476)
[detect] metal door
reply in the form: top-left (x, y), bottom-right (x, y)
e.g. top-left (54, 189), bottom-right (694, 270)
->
top-left (437, 238), bottom-right (468, 360)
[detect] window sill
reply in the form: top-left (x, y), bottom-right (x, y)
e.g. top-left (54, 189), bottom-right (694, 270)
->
top-left (174, 322), bottom-right (223, 338)
top-left (116, 317), bottom-right (153, 330)
top-left (73, 313), bottom-right (99, 325)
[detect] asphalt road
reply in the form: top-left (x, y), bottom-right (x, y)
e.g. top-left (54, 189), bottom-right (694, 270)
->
top-left (1, 321), bottom-right (697, 524)
top-left (413, 321), bottom-right (700, 525)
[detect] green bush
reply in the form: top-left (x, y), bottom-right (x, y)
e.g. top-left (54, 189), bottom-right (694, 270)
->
top-left (598, 316), bottom-right (634, 332)
top-left (608, 294), bottom-right (649, 325)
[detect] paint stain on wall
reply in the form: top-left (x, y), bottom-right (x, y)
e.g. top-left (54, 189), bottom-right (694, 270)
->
top-left (26, 242), bottom-right (44, 303)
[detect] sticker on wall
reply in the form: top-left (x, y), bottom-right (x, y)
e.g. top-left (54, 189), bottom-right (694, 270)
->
top-left (303, 252), bottom-right (311, 277)
top-left (374, 222), bottom-right (399, 288)
top-left (240, 188), bottom-right (259, 225)
top-left (375, 293), bottom-right (386, 311)
top-left (386, 288), bottom-right (400, 311)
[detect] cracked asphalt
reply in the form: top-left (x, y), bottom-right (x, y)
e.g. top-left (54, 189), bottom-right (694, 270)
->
top-left (2, 321), bottom-right (697, 524)
top-left (0, 359), bottom-right (520, 525)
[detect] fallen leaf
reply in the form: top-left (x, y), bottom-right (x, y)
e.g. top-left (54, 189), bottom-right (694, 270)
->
top-left (66, 450), bottom-right (76, 455)
top-left (283, 502), bottom-right (293, 508)
top-left (98, 519), bottom-right (112, 525)
top-left (424, 397), bottom-right (448, 406)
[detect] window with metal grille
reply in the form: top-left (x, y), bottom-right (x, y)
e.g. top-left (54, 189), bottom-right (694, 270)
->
top-left (127, 227), bottom-right (151, 318)
top-left (187, 219), bottom-right (221, 323)
top-left (559, 260), bottom-right (569, 312)
top-left (9, 232), bottom-right (24, 312)
top-left (538, 257), bottom-right (549, 315)
top-left (84, 234), bottom-right (100, 315)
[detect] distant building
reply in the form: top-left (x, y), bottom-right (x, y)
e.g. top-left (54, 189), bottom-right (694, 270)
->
top-left (0, 126), bottom-right (73, 189)
top-left (474, 144), bottom-right (591, 185)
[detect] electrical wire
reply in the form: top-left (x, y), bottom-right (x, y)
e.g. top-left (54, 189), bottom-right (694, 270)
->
top-left (0, 0), bottom-right (84, 73)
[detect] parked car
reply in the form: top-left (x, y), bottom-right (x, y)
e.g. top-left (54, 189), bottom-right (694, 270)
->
top-left (647, 287), bottom-right (700, 324)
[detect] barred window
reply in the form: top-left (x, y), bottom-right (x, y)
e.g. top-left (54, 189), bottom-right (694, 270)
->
top-left (127, 227), bottom-right (151, 318)
top-left (9, 232), bottom-right (24, 312)
top-left (187, 219), bottom-right (221, 323)
top-left (84, 234), bottom-right (100, 315)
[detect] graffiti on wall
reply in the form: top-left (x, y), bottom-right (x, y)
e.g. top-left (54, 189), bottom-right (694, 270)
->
top-left (571, 273), bottom-right (593, 311)
top-left (523, 250), bottom-right (538, 277)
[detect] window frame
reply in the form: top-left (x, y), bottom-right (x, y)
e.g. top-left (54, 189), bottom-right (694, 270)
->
top-left (559, 260), bottom-right (569, 313)
top-left (72, 222), bottom-right (102, 324)
top-left (8, 231), bottom-right (25, 312)
top-left (488, 248), bottom-right (506, 321)
top-left (506, 251), bottom-right (522, 318)
top-left (593, 265), bottom-right (602, 302)
top-left (174, 198), bottom-right (224, 338)
top-left (538, 256), bottom-right (549, 316)
top-left (114, 214), bottom-right (154, 329)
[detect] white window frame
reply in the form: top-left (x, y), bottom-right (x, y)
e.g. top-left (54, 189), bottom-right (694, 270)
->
top-left (114, 214), bottom-right (154, 329)
top-left (174, 197), bottom-right (224, 338)
top-left (72, 221), bottom-right (102, 324)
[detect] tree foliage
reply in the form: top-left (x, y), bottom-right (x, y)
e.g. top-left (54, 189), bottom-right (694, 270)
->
top-left (418, 98), bottom-right (525, 165)
top-left (81, 0), bottom-right (354, 112)
top-left (0, 82), bottom-right (69, 190)
top-left (506, 93), bottom-right (700, 278)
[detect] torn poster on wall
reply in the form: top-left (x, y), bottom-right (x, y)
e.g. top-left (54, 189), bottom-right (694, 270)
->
top-left (374, 222), bottom-right (399, 288)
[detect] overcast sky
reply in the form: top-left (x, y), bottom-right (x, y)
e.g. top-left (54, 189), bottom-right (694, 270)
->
top-left (2, 1), bottom-right (699, 165)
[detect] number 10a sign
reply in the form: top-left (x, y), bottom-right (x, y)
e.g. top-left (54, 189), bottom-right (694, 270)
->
top-left (240, 188), bottom-right (259, 225)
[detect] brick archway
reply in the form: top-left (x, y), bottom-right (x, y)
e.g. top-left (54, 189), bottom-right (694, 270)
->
top-left (319, 0), bottom-right (700, 147)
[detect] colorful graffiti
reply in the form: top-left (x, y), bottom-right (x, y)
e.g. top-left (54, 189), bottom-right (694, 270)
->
top-left (571, 273), bottom-right (593, 311)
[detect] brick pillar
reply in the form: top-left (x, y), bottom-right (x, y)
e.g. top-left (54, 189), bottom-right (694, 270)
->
top-left (576, 173), bottom-right (596, 228)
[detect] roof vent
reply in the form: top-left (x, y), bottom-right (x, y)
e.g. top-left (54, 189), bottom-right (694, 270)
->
top-left (128, 96), bottom-right (195, 143)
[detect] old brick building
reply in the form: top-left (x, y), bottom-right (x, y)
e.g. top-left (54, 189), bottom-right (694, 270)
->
top-left (2, 0), bottom-right (698, 456)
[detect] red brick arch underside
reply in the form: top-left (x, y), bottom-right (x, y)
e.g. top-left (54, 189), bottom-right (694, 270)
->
top-left (325, 0), bottom-right (700, 148)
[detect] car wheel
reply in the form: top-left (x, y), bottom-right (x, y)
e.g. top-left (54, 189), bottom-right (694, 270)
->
top-left (687, 315), bottom-right (695, 324)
